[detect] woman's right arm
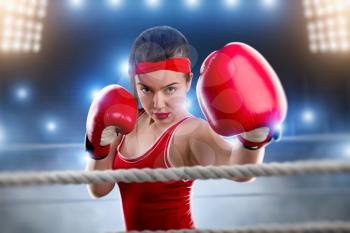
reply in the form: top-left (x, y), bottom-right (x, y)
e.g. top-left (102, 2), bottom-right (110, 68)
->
top-left (84, 85), bottom-right (138, 198)
top-left (85, 135), bottom-right (123, 198)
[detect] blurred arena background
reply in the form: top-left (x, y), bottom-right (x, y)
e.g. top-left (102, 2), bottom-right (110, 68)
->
top-left (0, 0), bottom-right (350, 232)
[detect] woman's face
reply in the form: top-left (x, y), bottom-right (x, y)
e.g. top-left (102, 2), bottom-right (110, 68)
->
top-left (135, 70), bottom-right (192, 125)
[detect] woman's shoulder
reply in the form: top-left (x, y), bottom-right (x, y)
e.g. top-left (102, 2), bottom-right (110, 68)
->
top-left (175, 116), bottom-right (208, 139)
top-left (183, 116), bottom-right (208, 128)
top-left (170, 116), bottom-right (210, 166)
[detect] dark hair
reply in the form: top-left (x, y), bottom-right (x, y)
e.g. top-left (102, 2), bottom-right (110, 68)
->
top-left (128, 26), bottom-right (191, 98)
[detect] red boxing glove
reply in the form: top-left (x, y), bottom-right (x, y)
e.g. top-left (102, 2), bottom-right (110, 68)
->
top-left (85, 85), bottom-right (138, 160)
top-left (197, 42), bottom-right (287, 149)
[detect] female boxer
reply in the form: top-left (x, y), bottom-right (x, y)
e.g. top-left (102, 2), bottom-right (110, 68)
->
top-left (85, 26), bottom-right (287, 231)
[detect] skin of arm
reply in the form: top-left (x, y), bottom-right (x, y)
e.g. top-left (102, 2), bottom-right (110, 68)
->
top-left (185, 118), bottom-right (265, 183)
top-left (85, 135), bottom-right (122, 198)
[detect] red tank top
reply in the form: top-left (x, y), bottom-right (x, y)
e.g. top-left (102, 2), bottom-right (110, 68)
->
top-left (113, 111), bottom-right (196, 231)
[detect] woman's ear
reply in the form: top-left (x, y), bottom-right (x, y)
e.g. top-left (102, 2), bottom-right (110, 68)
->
top-left (186, 73), bottom-right (193, 93)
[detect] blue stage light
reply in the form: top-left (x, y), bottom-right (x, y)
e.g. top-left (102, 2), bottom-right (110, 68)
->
top-left (184, 97), bottom-right (192, 111)
top-left (90, 88), bottom-right (101, 100)
top-left (261, 0), bottom-right (277, 8)
top-left (224, 0), bottom-right (239, 8)
top-left (16, 86), bottom-right (29, 100)
top-left (0, 126), bottom-right (5, 143)
top-left (107, 0), bottom-right (123, 8)
top-left (302, 110), bottom-right (315, 124)
top-left (120, 59), bottom-right (129, 77)
top-left (69, 0), bottom-right (84, 9)
top-left (185, 0), bottom-right (200, 9)
top-left (47, 121), bottom-right (57, 132)
top-left (146, 0), bottom-right (161, 8)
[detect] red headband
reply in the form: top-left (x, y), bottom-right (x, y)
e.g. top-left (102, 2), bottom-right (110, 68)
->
top-left (134, 58), bottom-right (191, 75)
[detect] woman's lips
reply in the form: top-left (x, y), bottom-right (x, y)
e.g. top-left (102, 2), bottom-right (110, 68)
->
top-left (154, 112), bottom-right (170, 120)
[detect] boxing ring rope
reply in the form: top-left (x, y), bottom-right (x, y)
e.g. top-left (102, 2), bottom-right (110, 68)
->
top-left (109, 221), bottom-right (350, 233)
top-left (1, 160), bottom-right (350, 232)
top-left (1, 160), bottom-right (350, 187)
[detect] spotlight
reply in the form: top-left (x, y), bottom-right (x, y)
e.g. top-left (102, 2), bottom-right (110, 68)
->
top-left (344, 144), bottom-right (350, 157)
top-left (47, 121), bottom-right (57, 132)
top-left (185, 0), bottom-right (200, 8)
top-left (302, 110), bottom-right (315, 123)
top-left (0, 0), bottom-right (48, 53)
top-left (146, 0), bottom-right (160, 8)
top-left (224, 0), bottom-right (239, 7)
top-left (0, 126), bottom-right (4, 143)
top-left (261, 0), bottom-right (277, 8)
top-left (80, 152), bottom-right (90, 166)
top-left (90, 88), bottom-right (101, 100)
top-left (16, 86), bottom-right (28, 100)
top-left (184, 98), bottom-right (192, 111)
top-left (70, 0), bottom-right (84, 8)
top-left (107, 0), bottom-right (123, 7)
top-left (303, 0), bottom-right (349, 53)
top-left (120, 60), bottom-right (129, 76)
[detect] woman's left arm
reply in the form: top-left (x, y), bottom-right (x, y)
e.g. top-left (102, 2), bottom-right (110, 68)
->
top-left (186, 118), bottom-right (266, 182)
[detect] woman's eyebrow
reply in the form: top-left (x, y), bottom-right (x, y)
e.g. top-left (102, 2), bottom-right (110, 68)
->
top-left (136, 82), bottom-right (179, 88)
top-left (162, 82), bottom-right (179, 88)
top-left (136, 82), bottom-right (149, 87)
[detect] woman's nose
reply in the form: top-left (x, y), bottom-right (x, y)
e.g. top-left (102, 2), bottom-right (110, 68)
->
top-left (153, 92), bottom-right (165, 109)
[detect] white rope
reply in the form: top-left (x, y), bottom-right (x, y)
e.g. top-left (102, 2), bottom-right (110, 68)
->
top-left (1, 160), bottom-right (350, 187)
top-left (109, 221), bottom-right (350, 233)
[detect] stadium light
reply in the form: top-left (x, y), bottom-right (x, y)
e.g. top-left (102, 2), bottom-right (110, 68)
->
top-left (146, 0), bottom-right (160, 8)
top-left (1, 0), bottom-right (47, 53)
top-left (47, 121), bottom-right (57, 132)
top-left (69, 0), bottom-right (84, 8)
top-left (80, 152), bottom-right (90, 166)
top-left (344, 144), bottom-right (350, 157)
top-left (16, 86), bottom-right (28, 99)
top-left (120, 59), bottom-right (129, 76)
top-left (0, 126), bottom-right (4, 143)
top-left (184, 97), bottom-right (192, 111)
top-left (224, 0), bottom-right (239, 8)
top-left (261, 0), bottom-right (277, 8)
top-left (107, 0), bottom-right (123, 8)
top-left (185, 0), bottom-right (200, 9)
top-left (303, 0), bottom-right (350, 53)
top-left (302, 110), bottom-right (315, 123)
top-left (90, 88), bottom-right (101, 100)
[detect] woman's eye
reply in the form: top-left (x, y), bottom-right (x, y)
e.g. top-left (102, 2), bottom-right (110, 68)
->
top-left (140, 87), bottom-right (150, 93)
top-left (166, 87), bottom-right (176, 94)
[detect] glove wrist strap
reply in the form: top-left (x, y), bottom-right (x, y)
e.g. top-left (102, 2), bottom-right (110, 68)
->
top-left (85, 135), bottom-right (110, 160)
top-left (237, 128), bottom-right (281, 150)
